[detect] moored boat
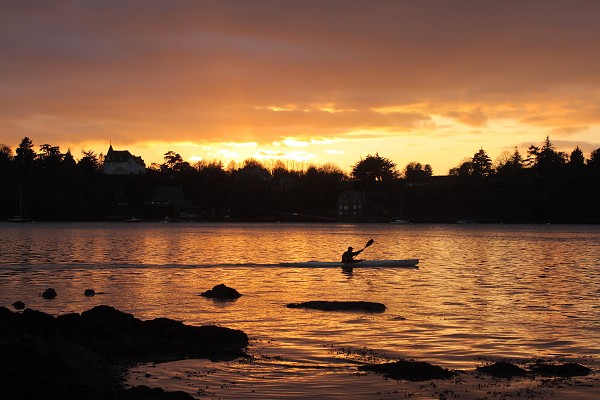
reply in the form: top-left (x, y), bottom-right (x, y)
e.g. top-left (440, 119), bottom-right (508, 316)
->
top-left (7, 188), bottom-right (30, 222)
top-left (7, 215), bottom-right (30, 223)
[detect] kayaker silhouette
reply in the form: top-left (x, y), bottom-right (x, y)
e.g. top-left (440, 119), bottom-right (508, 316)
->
top-left (341, 239), bottom-right (374, 263)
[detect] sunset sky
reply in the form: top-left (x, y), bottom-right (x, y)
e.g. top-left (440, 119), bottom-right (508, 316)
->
top-left (2, 1), bottom-right (599, 174)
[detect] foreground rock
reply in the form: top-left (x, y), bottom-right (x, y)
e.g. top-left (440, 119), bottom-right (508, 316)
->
top-left (287, 300), bottom-right (386, 313)
top-left (0, 305), bottom-right (248, 399)
top-left (12, 300), bottom-right (25, 310)
top-left (42, 288), bottom-right (57, 299)
top-left (359, 360), bottom-right (456, 381)
top-left (200, 283), bottom-right (241, 299)
top-left (476, 361), bottom-right (527, 378)
top-left (476, 360), bottom-right (592, 378)
top-left (529, 361), bottom-right (591, 377)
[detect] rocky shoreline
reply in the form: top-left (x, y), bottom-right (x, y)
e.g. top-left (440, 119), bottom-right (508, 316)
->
top-left (0, 305), bottom-right (248, 400)
top-left (2, 293), bottom-right (597, 399)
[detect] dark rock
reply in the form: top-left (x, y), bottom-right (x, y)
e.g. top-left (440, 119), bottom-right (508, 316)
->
top-left (359, 360), bottom-right (455, 381)
top-left (13, 301), bottom-right (25, 310)
top-left (0, 305), bottom-right (11, 319)
top-left (287, 301), bottom-right (386, 313)
top-left (22, 308), bottom-right (58, 336)
top-left (1, 307), bottom-right (57, 337)
top-left (77, 305), bottom-right (248, 360)
top-left (56, 312), bottom-right (84, 337)
top-left (200, 283), bottom-right (241, 299)
top-left (529, 362), bottom-right (591, 377)
top-left (476, 361), bottom-right (527, 378)
top-left (23, 307), bottom-right (56, 323)
top-left (42, 288), bottom-right (57, 299)
top-left (84, 289), bottom-right (96, 297)
top-left (0, 342), bottom-right (92, 400)
top-left (0, 305), bottom-right (249, 400)
top-left (80, 305), bottom-right (140, 334)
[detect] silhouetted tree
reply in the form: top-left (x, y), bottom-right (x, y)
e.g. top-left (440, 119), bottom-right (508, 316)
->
top-left (161, 151), bottom-right (192, 173)
top-left (197, 159), bottom-right (229, 182)
top-left (567, 146), bottom-right (586, 175)
top-left (496, 147), bottom-right (524, 177)
top-left (588, 148), bottom-right (600, 176)
top-left (196, 159), bottom-right (226, 174)
top-left (37, 144), bottom-right (64, 173)
top-left (14, 137), bottom-right (36, 176)
top-left (319, 162), bottom-right (347, 179)
top-left (2, 134), bottom-right (599, 223)
top-left (0, 144), bottom-right (12, 172)
top-left (0, 144), bottom-right (12, 160)
top-left (450, 149), bottom-right (493, 178)
top-left (569, 146), bottom-right (585, 164)
top-left (77, 150), bottom-right (101, 174)
top-left (270, 160), bottom-right (289, 178)
top-left (236, 158), bottom-right (271, 181)
top-left (229, 158), bottom-right (271, 218)
top-left (226, 160), bottom-right (238, 173)
top-left (449, 159), bottom-right (473, 177)
top-left (61, 149), bottom-right (76, 175)
top-left (148, 162), bottom-right (162, 171)
top-left (352, 153), bottom-right (398, 188)
top-left (527, 136), bottom-right (567, 175)
top-left (471, 148), bottom-right (493, 177)
top-left (403, 162), bottom-right (433, 184)
top-left (291, 165), bottom-right (343, 216)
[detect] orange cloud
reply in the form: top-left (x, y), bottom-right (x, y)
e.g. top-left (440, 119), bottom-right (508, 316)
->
top-left (1, 1), bottom-right (600, 172)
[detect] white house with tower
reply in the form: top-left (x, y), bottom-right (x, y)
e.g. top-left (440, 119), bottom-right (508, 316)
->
top-left (103, 145), bottom-right (146, 175)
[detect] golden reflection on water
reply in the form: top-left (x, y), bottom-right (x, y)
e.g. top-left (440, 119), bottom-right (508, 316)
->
top-left (1, 223), bottom-right (599, 397)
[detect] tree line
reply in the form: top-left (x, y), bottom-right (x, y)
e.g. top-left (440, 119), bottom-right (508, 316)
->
top-left (1, 136), bottom-right (599, 223)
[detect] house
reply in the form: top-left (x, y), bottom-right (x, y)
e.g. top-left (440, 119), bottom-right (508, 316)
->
top-left (338, 190), bottom-right (365, 217)
top-left (103, 145), bottom-right (146, 175)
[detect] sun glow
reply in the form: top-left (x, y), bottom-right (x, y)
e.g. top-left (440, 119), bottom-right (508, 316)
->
top-left (53, 107), bottom-right (600, 177)
top-left (256, 150), bottom-right (316, 163)
top-left (282, 138), bottom-right (310, 147)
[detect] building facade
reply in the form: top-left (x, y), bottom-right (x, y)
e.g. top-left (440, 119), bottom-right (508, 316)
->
top-left (338, 190), bottom-right (365, 217)
top-left (103, 145), bottom-right (146, 175)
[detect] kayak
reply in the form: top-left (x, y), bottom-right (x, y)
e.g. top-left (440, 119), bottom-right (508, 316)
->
top-left (281, 259), bottom-right (419, 268)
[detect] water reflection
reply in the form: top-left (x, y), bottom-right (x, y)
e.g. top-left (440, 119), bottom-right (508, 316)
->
top-left (1, 223), bottom-right (599, 370)
top-left (341, 266), bottom-right (354, 277)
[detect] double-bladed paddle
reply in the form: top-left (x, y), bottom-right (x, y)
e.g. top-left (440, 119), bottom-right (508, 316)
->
top-left (362, 239), bottom-right (374, 251)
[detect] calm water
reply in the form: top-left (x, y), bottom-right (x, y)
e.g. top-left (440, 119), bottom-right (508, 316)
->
top-left (1, 222), bottom-right (599, 399)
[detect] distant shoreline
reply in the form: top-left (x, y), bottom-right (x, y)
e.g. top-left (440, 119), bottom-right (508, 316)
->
top-left (4, 217), bottom-right (600, 224)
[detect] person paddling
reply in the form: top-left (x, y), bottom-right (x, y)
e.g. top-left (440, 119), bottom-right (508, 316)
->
top-left (341, 239), bottom-right (374, 264)
top-left (342, 246), bottom-right (362, 263)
